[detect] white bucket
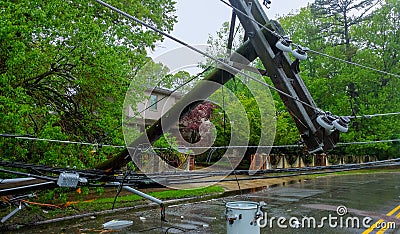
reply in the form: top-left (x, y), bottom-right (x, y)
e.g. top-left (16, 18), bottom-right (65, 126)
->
top-left (225, 201), bottom-right (261, 234)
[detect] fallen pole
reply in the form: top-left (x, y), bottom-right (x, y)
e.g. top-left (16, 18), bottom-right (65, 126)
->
top-left (96, 37), bottom-right (262, 171)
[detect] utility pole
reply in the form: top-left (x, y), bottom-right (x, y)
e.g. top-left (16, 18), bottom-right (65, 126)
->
top-left (96, 0), bottom-right (348, 171)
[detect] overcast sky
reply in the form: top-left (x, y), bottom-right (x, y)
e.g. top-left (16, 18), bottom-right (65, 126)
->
top-left (149, 0), bottom-right (314, 58)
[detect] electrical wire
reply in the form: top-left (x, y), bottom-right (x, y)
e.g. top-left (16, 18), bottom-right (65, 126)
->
top-left (2, 133), bottom-right (400, 149)
top-left (111, 149), bottom-right (138, 210)
top-left (164, 226), bottom-right (191, 233)
top-left (310, 50), bottom-right (400, 78)
top-left (338, 139), bottom-right (400, 146)
top-left (218, 0), bottom-right (400, 79)
top-left (0, 158), bottom-right (399, 194)
top-left (111, 170), bottom-right (129, 210)
top-left (350, 112), bottom-right (400, 119)
top-left (164, 160), bottom-right (400, 185)
top-left (0, 168), bottom-right (57, 182)
top-left (0, 134), bottom-right (125, 149)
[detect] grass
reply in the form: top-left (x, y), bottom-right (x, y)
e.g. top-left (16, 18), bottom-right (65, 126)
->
top-left (86, 186), bottom-right (224, 205)
top-left (50, 186), bottom-right (225, 215)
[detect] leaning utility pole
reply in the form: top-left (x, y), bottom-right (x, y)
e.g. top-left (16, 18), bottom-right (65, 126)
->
top-left (96, 0), bottom-right (349, 171)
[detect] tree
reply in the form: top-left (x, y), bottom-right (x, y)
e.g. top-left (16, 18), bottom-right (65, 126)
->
top-left (311, 0), bottom-right (381, 61)
top-left (341, 0), bottom-right (400, 158)
top-left (354, 0), bottom-right (400, 76)
top-left (0, 0), bottom-right (176, 167)
top-left (279, 2), bottom-right (400, 159)
top-left (179, 102), bottom-right (216, 144)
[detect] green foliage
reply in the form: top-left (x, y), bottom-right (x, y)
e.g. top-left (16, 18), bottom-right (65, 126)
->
top-left (40, 188), bottom-right (70, 204)
top-left (153, 133), bottom-right (188, 165)
top-left (95, 187), bottom-right (105, 196)
top-left (279, 2), bottom-right (400, 158)
top-left (0, 0), bottom-right (176, 167)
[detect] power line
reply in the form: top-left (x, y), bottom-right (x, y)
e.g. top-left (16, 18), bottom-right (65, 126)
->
top-left (17, 100), bottom-right (395, 151)
top-left (0, 134), bottom-right (125, 149)
top-left (2, 133), bottom-right (400, 149)
top-left (218, 0), bottom-right (400, 79)
top-left (167, 162), bottom-right (400, 185)
top-left (338, 139), bottom-right (400, 146)
top-left (350, 112), bottom-right (400, 119)
top-left (1, 157), bottom-right (399, 195)
top-left (309, 50), bottom-right (400, 78)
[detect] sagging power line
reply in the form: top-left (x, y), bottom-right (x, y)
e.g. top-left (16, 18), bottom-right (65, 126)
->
top-left (2, 133), bottom-right (400, 149)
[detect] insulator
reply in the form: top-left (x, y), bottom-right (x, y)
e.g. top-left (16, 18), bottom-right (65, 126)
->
top-left (333, 117), bottom-right (350, 133)
top-left (275, 38), bottom-right (292, 52)
top-left (316, 115), bottom-right (334, 130)
top-left (292, 47), bottom-right (308, 60)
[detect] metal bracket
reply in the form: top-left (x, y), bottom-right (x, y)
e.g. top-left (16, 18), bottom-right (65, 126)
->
top-left (246, 1), bottom-right (253, 12)
top-left (1, 202), bottom-right (25, 223)
top-left (291, 59), bottom-right (301, 74)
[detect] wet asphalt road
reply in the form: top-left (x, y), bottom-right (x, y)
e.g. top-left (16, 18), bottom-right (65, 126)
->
top-left (15, 172), bottom-right (400, 233)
